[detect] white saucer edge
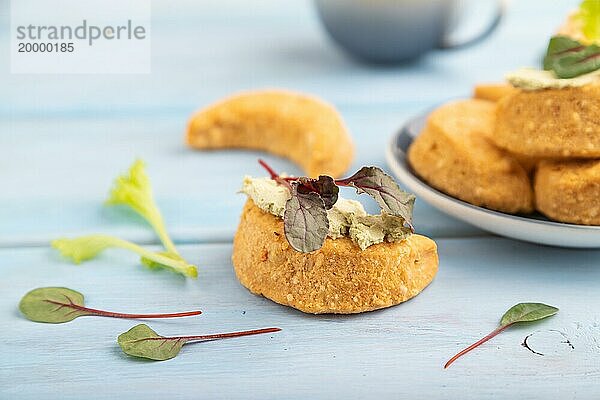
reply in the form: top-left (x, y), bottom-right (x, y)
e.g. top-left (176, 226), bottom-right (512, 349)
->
top-left (385, 136), bottom-right (600, 249)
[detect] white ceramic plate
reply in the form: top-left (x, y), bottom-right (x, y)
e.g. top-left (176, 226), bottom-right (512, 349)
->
top-left (386, 113), bottom-right (600, 248)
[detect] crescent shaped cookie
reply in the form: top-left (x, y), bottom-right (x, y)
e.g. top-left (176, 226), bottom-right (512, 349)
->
top-left (186, 90), bottom-right (354, 178)
top-left (232, 200), bottom-right (438, 314)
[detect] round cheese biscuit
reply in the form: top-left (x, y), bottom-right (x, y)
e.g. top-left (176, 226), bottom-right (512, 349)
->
top-left (493, 84), bottom-right (600, 158)
top-left (232, 200), bottom-right (439, 314)
top-left (407, 99), bottom-right (533, 214)
top-left (535, 159), bottom-right (600, 225)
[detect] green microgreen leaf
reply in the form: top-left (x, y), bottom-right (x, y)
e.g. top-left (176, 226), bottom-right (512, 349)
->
top-left (52, 235), bottom-right (198, 278)
top-left (118, 324), bottom-right (185, 361)
top-left (19, 287), bottom-right (87, 323)
top-left (499, 302), bottom-right (559, 326)
top-left (445, 302), bottom-right (558, 369)
top-left (336, 166), bottom-right (416, 228)
top-left (544, 35), bottom-right (600, 78)
top-left (18, 287), bottom-right (201, 324)
top-left (118, 324), bottom-right (282, 361)
top-left (283, 182), bottom-right (329, 253)
top-left (106, 159), bottom-right (179, 255)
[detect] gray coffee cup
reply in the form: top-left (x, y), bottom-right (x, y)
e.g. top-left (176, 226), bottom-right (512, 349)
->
top-left (314, 0), bottom-right (506, 63)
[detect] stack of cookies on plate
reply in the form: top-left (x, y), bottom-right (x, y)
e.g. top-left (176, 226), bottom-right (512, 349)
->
top-left (408, 83), bottom-right (600, 226)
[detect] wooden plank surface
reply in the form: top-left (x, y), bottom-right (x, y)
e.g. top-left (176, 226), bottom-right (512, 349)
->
top-left (0, 112), bottom-right (484, 247)
top-left (1, 238), bottom-right (599, 400)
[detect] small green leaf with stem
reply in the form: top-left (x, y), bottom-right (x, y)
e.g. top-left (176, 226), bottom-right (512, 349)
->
top-left (118, 324), bottom-right (282, 361)
top-left (52, 160), bottom-right (198, 278)
top-left (19, 287), bottom-right (201, 324)
top-left (499, 303), bottom-right (559, 326)
top-left (444, 302), bottom-right (558, 369)
top-left (105, 159), bottom-right (179, 256)
top-left (544, 35), bottom-right (600, 78)
top-left (52, 235), bottom-right (198, 278)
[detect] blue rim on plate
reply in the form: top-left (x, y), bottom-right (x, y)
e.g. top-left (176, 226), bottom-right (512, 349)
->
top-left (386, 113), bottom-right (600, 248)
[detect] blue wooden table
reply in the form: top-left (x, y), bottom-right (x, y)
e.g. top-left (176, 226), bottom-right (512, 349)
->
top-left (2, 1), bottom-right (599, 399)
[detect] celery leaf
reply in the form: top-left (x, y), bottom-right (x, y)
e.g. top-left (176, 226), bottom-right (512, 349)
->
top-left (106, 160), bottom-right (178, 255)
top-left (52, 235), bottom-right (198, 278)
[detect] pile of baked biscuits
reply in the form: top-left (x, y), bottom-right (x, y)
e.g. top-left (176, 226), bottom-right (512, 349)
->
top-left (408, 83), bottom-right (600, 226)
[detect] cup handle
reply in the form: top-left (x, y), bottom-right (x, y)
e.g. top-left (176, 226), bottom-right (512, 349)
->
top-left (438, 0), bottom-right (508, 49)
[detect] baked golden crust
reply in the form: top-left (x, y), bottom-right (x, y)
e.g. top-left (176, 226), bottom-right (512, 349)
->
top-left (186, 90), bottom-right (354, 178)
top-left (535, 159), bottom-right (600, 225)
top-left (472, 86), bottom-right (542, 173)
top-left (407, 99), bottom-right (534, 214)
top-left (493, 84), bottom-right (600, 158)
top-left (232, 200), bottom-right (439, 314)
top-left (473, 83), bottom-right (518, 102)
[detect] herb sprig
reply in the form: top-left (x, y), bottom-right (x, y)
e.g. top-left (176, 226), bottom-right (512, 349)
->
top-left (106, 159), bottom-right (178, 256)
top-left (543, 1), bottom-right (600, 78)
top-left (544, 35), bottom-right (600, 79)
top-left (52, 160), bottom-right (198, 278)
top-left (118, 324), bottom-right (281, 361)
top-left (258, 159), bottom-right (415, 253)
top-left (444, 303), bottom-right (558, 369)
top-left (19, 287), bottom-right (201, 324)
